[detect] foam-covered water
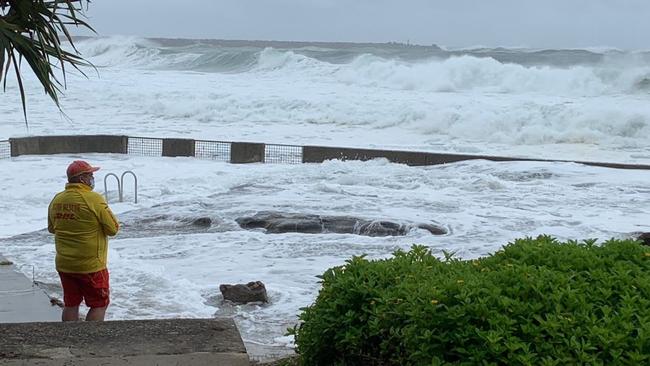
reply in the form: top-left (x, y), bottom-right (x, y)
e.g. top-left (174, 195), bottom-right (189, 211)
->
top-left (0, 155), bottom-right (648, 357)
top-left (1, 36), bottom-right (650, 163)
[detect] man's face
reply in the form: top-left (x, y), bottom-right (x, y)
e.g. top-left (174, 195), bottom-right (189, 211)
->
top-left (80, 173), bottom-right (95, 189)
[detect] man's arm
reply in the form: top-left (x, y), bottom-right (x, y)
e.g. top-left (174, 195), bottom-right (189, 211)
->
top-left (99, 201), bottom-right (120, 236)
top-left (90, 194), bottom-right (120, 236)
top-left (47, 201), bottom-right (55, 234)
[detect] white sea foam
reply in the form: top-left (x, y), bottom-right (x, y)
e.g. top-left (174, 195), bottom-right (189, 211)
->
top-left (0, 155), bottom-right (648, 355)
top-left (255, 48), bottom-right (322, 71)
top-left (5, 56), bottom-right (649, 163)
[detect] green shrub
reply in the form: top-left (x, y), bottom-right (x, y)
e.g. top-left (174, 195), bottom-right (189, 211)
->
top-left (290, 236), bottom-right (650, 365)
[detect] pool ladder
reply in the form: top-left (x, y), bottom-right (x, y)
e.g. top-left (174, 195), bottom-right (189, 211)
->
top-left (104, 171), bottom-right (138, 203)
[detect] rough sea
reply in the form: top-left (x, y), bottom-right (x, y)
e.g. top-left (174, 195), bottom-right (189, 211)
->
top-left (1, 37), bottom-right (649, 360)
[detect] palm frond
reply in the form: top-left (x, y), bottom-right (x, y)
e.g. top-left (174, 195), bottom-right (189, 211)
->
top-left (0, 0), bottom-right (95, 126)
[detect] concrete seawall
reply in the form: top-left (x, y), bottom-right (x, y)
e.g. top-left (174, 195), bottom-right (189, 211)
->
top-left (4, 135), bottom-right (650, 170)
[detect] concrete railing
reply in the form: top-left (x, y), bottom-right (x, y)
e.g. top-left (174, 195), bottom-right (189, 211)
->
top-left (2, 135), bottom-right (650, 170)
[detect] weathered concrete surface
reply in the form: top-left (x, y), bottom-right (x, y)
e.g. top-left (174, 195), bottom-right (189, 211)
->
top-left (0, 255), bottom-right (60, 323)
top-left (9, 135), bottom-right (127, 157)
top-left (162, 138), bottom-right (196, 157)
top-left (0, 318), bottom-right (249, 365)
top-left (231, 142), bottom-right (265, 164)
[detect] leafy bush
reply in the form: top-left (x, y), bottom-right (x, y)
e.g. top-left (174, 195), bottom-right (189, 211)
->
top-left (290, 236), bottom-right (650, 365)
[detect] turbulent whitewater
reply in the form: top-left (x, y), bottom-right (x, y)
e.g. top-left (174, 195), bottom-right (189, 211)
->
top-left (2, 36), bottom-right (650, 162)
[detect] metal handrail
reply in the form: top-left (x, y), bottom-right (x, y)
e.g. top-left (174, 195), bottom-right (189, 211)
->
top-left (103, 171), bottom-right (138, 203)
top-left (120, 170), bottom-right (138, 204)
top-left (103, 173), bottom-right (121, 202)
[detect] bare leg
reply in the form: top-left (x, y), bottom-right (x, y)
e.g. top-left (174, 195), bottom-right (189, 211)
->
top-left (85, 306), bottom-right (107, 321)
top-left (62, 306), bottom-right (80, 321)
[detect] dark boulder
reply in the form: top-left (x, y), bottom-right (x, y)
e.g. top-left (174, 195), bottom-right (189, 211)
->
top-left (236, 211), bottom-right (447, 236)
top-left (219, 281), bottom-right (268, 304)
top-left (267, 219), bottom-right (323, 234)
top-left (319, 216), bottom-right (360, 233)
top-left (356, 221), bottom-right (407, 236)
top-left (636, 232), bottom-right (650, 246)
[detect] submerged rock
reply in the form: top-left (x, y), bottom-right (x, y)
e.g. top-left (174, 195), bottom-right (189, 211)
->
top-left (236, 211), bottom-right (447, 236)
top-left (219, 281), bottom-right (268, 304)
top-left (115, 212), bottom-right (219, 239)
top-left (415, 223), bottom-right (448, 236)
top-left (190, 217), bottom-right (212, 227)
top-left (635, 78), bottom-right (650, 91)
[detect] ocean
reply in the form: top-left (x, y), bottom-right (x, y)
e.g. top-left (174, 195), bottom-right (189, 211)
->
top-left (2, 36), bottom-right (650, 162)
top-left (1, 37), bottom-right (649, 360)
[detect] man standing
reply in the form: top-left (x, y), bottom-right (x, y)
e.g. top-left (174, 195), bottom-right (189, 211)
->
top-left (48, 160), bottom-right (120, 321)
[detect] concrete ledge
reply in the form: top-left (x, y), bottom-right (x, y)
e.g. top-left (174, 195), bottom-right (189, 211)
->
top-left (0, 318), bottom-right (249, 365)
top-left (302, 146), bottom-right (427, 165)
top-left (231, 142), bottom-right (265, 164)
top-left (302, 145), bottom-right (650, 170)
top-left (9, 135), bottom-right (127, 156)
top-left (302, 145), bottom-right (525, 166)
top-left (1, 353), bottom-right (248, 365)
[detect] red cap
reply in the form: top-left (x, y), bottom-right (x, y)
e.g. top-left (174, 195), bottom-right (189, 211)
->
top-left (66, 160), bottom-right (100, 179)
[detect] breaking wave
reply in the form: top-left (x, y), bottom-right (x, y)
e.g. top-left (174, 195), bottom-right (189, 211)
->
top-left (74, 37), bottom-right (650, 96)
top-left (337, 54), bottom-right (650, 95)
top-left (5, 36), bottom-right (637, 153)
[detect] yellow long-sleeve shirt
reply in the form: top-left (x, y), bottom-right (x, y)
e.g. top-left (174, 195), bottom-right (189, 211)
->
top-left (48, 183), bottom-right (119, 273)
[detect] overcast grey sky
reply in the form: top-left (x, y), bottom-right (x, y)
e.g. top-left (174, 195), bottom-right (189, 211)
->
top-left (81, 0), bottom-right (649, 49)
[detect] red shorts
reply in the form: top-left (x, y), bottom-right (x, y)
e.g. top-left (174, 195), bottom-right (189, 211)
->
top-left (58, 269), bottom-right (110, 308)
